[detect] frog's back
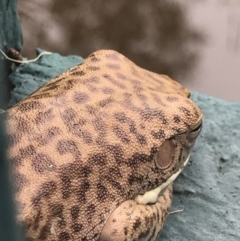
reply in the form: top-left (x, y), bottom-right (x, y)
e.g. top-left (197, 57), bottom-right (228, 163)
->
top-left (7, 50), bottom-right (202, 240)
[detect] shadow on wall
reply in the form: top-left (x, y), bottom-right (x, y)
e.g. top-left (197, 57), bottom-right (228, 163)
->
top-left (18, 0), bottom-right (204, 81)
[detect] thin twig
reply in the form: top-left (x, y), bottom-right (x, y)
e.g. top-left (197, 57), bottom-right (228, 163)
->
top-left (0, 49), bottom-right (52, 64)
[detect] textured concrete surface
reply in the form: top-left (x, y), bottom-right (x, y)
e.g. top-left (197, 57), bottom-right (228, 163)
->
top-left (9, 51), bottom-right (240, 241)
top-left (159, 93), bottom-right (240, 241)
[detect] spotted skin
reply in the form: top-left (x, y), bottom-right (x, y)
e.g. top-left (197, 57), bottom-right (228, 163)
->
top-left (6, 50), bottom-right (202, 241)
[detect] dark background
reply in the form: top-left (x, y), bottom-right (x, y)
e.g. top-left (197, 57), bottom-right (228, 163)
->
top-left (18, 0), bottom-right (204, 81)
top-left (18, 0), bottom-right (240, 101)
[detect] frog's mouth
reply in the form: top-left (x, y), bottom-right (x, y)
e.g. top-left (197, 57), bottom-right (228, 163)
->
top-left (135, 153), bottom-right (190, 205)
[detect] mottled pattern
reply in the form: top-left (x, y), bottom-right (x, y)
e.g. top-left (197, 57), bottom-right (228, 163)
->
top-left (6, 50), bottom-right (202, 241)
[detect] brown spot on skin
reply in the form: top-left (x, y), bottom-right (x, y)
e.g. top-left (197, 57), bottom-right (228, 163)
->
top-left (137, 94), bottom-right (147, 102)
top-left (106, 144), bottom-right (124, 164)
top-left (149, 227), bottom-right (157, 240)
top-left (127, 153), bottom-right (150, 168)
top-left (77, 181), bottom-right (90, 203)
top-left (12, 172), bottom-right (28, 193)
top-left (83, 76), bottom-right (100, 84)
top-left (57, 140), bottom-right (81, 157)
top-left (71, 206), bottom-right (80, 219)
top-left (106, 63), bottom-right (120, 70)
top-left (97, 183), bottom-right (109, 201)
top-left (32, 153), bottom-right (56, 173)
top-left (105, 52), bottom-right (120, 60)
top-left (62, 108), bottom-right (77, 123)
top-left (131, 67), bottom-right (140, 77)
top-left (105, 175), bottom-right (122, 192)
top-left (60, 175), bottom-right (71, 199)
top-left (141, 109), bottom-right (167, 124)
top-left (32, 181), bottom-right (57, 205)
top-left (86, 66), bottom-right (100, 71)
top-left (128, 174), bottom-right (143, 185)
top-left (138, 230), bottom-right (150, 240)
top-left (92, 117), bottom-right (107, 132)
top-left (33, 209), bottom-right (42, 231)
top-left (50, 203), bottom-right (64, 217)
top-left (114, 112), bottom-right (128, 123)
top-left (31, 92), bottom-right (52, 100)
top-left (80, 166), bottom-right (92, 178)
top-left (179, 106), bottom-right (191, 117)
top-left (41, 85), bottom-right (58, 92)
top-left (108, 166), bottom-right (122, 179)
top-left (6, 133), bottom-right (21, 147)
top-left (38, 126), bottom-right (61, 145)
top-left (63, 79), bottom-right (75, 90)
top-left (116, 72), bottom-right (127, 80)
top-left (86, 83), bottom-right (97, 92)
top-left (174, 115), bottom-right (181, 123)
top-left (136, 134), bottom-right (147, 145)
top-left (102, 87), bottom-right (115, 94)
top-left (132, 217), bottom-right (141, 230)
top-left (73, 92), bottom-right (90, 104)
top-left (98, 97), bottom-right (114, 108)
top-left (20, 145), bottom-right (36, 158)
top-left (38, 224), bottom-right (49, 240)
top-left (102, 74), bottom-right (126, 89)
top-left (89, 153), bottom-right (107, 166)
top-left (151, 129), bottom-right (166, 139)
top-left (166, 96), bottom-right (179, 102)
top-left (35, 109), bottom-right (54, 124)
top-left (89, 56), bottom-right (100, 62)
top-left (18, 101), bottom-right (45, 112)
top-left (86, 204), bottom-right (96, 216)
top-left (71, 223), bottom-right (83, 233)
top-left (80, 131), bottom-right (93, 144)
top-left (70, 70), bottom-right (86, 76)
top-left (113, 125), bottom-right (130, 143)
top-left (9, 156), bottom-right (22, 167)
top-left (58, 232), bottom-right (70, 241)
top-left (16, 116), bottom-right (31, 133)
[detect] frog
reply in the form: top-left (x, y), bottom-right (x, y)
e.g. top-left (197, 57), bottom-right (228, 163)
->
top-left (6, 49), bottom-right (202, 241)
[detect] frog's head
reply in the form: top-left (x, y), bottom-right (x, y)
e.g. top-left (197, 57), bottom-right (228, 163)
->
top-left (135, 98), bottom-right (202, 205)
top-left (98, 72), bottom-right (202, 240)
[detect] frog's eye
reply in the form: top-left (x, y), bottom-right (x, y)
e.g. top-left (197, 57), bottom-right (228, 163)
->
top-left (189, 121), bottom-right (202, 140)
top-left (154, 139), bottom-right (176, 170)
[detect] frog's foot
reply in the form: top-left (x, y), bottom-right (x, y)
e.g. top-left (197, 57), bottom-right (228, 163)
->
top-left (99, 185), bottom-right (172, 241)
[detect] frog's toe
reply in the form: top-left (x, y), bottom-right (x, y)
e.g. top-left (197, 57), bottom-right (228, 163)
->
top-left (100, 185), bottom-right (172, 241)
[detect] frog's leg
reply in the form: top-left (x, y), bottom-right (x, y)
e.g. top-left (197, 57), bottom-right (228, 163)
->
top-left (100, 185), bottom-right (172, 241)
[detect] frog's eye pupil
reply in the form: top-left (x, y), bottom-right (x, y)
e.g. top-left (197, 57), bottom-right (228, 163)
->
top-left (155, 139), bottom-right (176, 169)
